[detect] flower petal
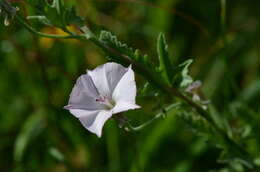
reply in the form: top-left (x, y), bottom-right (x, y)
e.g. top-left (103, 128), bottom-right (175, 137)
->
top-left (79, 110), bottom-right (112, 137)
top-left (79, 74), bottom-right (100, 98)
top-left (88, 63), bottom-right (128, 98)
top-left (67, 109), bottom-right (100, 118)
top-left (65, 74), bottom-right (105, 110)
top-left (112, 65), bottom-right (137, 103)
top-left (112, 101), bottom-right (140, 114)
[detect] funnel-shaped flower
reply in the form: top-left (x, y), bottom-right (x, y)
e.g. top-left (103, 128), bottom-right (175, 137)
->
top-left (64, 63), bottom-right (140, 137)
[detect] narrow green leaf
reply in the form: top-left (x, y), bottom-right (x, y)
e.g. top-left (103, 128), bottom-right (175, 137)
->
top-left (48, 147), bottom-right (65, 162)
top-left (157, 33), bottom-right (172, 85)
top-left (14, 111), bottom-right (46, 162)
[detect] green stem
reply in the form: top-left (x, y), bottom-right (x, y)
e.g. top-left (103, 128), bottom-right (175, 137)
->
top-left (83, 29), bottom-right (253, 166)
top-left (13, 14), bottom-right (255, 169)
top-left (15, 15), bottom-right (84, 39)
top-left (126, 103), bottom-right (181, 131)
top-left (86, 36), bottom-right (256, 168)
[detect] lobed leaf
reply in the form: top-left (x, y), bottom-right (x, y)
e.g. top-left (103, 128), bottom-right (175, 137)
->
top-left (179, 59), bottom-right (194, 87)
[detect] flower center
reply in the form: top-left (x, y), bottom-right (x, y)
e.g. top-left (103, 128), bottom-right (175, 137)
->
top-left (95, 96), bottom-right (115, 109)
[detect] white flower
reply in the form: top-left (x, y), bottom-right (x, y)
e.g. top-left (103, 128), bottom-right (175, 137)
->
top-left (64, 62), bottom-right (140, 137)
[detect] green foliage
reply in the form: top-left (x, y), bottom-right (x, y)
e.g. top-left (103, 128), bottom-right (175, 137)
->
top-left (98, 30), bottom-right (194, 90)
top-left (1, 0), bottom-right (260, 171)
top-left (98, 30), bottom-right (140, 62)
top-left (26, 0), bottom-right (84, 27)
top-left (14, 110), bottom-right (46, 162)
top-left (178, 111), bottom-right (214, 137)
top-left (64, 7), bottom-right (84, 26)
top-left (98, 30), bottom-right (153, 69)
top-left (48, 147), bottom-right (65, 163)
top-left (179, 59), bottom-right (194, 88)
top-left (157, 33), bottom-right (172, 85)
top-left (0, 0), bottom-right (17, 25)
top-left (26, 15), bottom-right (52, 26)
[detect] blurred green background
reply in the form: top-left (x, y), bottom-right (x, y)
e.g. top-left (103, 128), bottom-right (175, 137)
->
top-left (1, 0), bottom-right (260, 171)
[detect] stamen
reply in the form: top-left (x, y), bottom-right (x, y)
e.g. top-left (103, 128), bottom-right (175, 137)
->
top-left (95, 96), bottom-right (114, 109)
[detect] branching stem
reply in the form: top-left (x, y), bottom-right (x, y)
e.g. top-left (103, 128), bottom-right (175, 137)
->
top-left (126, 103), bottom-right (181, 131)
top-left (13, 13), bottom-right (256, 169)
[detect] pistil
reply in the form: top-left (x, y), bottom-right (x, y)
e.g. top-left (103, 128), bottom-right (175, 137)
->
top-left (96, 96), bottom-right (115, 109)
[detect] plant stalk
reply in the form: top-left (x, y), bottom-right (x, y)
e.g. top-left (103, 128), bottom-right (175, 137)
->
top-left (13, 14), bottom-right (255, 169)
